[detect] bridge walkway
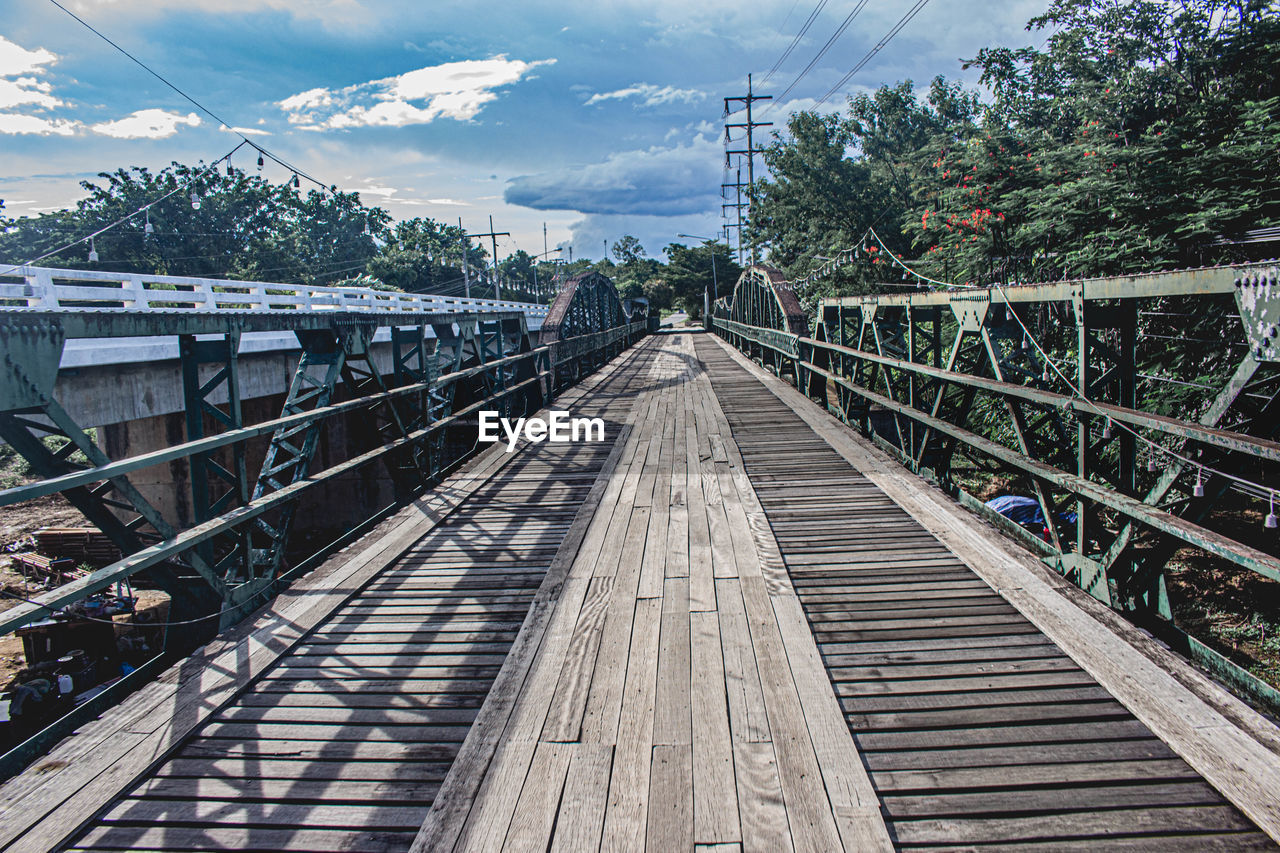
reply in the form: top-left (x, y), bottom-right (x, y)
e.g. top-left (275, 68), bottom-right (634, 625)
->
top-left (1, 331), bottom-right (1278, 851)
top-left (0, 340), bottom-right (657, 853)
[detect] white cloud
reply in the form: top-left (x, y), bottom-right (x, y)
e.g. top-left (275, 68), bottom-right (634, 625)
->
top-left (0, 112), bottom-right (78, 136)
top-left (91, 109), bottom-right (202, 139)
top-left (278, 56), bottom-right (554, 130)
top-left (219, 123), bottom-right (271, 136)
top-left (585, 83), bottom-right (704, 108)
top-left (0, 35), bottom-right (67, 126)
top-left (561, 212), bottom-right (729, 264)
top-left (0, 76), bottom-right (61, 110)
top-left (0, 35), bottom-right (56, 78)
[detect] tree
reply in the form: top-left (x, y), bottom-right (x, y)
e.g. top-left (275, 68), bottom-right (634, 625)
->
top-left (366, 217), bottom-right (482, 295)
top-left (611, 235), bottom-right (646, 265)
top-left (0, 163), bottom-right (389, 287)
top-left (749, 0), bottom-right (1280, 292)
top-left (663, 241), bottom-right (741, 319)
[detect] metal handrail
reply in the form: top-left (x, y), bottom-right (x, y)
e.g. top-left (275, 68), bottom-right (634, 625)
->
top-left (1, 265), bottom-right (550, 318)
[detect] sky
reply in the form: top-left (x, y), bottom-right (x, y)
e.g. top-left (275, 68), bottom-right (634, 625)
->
top-left (0, 0), bottom-right (1047, 270)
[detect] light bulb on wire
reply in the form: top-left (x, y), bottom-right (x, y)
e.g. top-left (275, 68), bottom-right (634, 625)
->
top-left (257, 152), bottom-right (265, 171)
top-left (144, 210), bottom-right (153, 236)
top-left (292, 173), bottom-right (300, 189)
top-left (87, 237), bottom-right (98, 263)
top-left (190, 190), bottom-right (201, 210)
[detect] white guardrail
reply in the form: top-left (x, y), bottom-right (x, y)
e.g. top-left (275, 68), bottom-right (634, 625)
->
top-left (0, 266), bottom-right (550, 319)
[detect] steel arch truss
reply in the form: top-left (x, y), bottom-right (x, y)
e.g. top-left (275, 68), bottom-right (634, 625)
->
top-left (716, 265), bottom-right (810, 384)
top-left (540, 272), bottom-right (632, 391)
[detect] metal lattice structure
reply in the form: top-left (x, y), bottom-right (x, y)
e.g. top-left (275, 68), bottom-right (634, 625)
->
top-left (541, 272), bottom-right (632, 388)
top-left (714, 261), bottom-right (1280, 708)
top-left (0, 269), bottom-right (644, 655)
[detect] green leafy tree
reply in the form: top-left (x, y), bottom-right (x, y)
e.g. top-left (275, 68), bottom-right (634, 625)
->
top-left (663, 241), bottom-right (741, 319)
top-left (611, 235), bottom-right (646, 265)
top-left (0, 163), bottom-right (389, 286)
top-left (750, 0), bottom-right (1279, 292)
top-left (366, 217), bottom-right (482, 295)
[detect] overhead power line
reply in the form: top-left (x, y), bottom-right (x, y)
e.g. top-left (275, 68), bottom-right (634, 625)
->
top-left (776, 0), bottom-right (871, 104)
top-left (46, 0), bottom-right (338, 196)
top-left (761, 0), bottom-right (830, 84)
top-left (0, 142), bottom-right (247, 278)
top-left (816, 0), bottom-right (933, 106)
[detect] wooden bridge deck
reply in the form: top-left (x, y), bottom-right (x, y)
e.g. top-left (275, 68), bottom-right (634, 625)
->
top-left (2, 331), bottom-right (1279, 851)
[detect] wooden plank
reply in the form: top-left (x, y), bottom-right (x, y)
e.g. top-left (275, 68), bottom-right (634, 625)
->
top-left (548, 744), bottom-right (613, 853)
top-left (410, 341), bottom-right (659, 853)
top-left (72, 825), bottom-right (415, 852)
top-left (540, 575), bottom-right (615, 742)
top-left (687, 401), bottom-right (716, 611)
top-left (691, 610), bottom-right (741, 844)
top-left (654, 577), bottom-right (692, 746)
top-left (708, 332), bottom-right (1280, 844)
top-left (715, 579), bottom-right (771, 744)
top-left (733, 741), bottom-right (793, 853)
top-left (0, 446), bottom-right (517, 853)
top-left (599, 596), bottom-right (662, 850)
top-left (500, 742), bottom-right (573, 852)
top-left (646, 744), bottom-right (694, 851)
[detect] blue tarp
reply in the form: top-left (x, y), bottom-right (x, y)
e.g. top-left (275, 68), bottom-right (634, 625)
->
top-left (985, 495), bottom-right (1077, 527)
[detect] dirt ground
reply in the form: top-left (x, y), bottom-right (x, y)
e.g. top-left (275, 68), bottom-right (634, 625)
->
top-left (0, 488), bottom-right (174, 686)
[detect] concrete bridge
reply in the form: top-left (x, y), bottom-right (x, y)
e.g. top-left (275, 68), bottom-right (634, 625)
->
top-left (0, 263), bottom-right (1277, 850)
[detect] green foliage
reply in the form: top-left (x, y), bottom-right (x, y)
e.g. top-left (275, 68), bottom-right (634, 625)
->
top-left (752, 0), bottom-right (1280, 292)
top-left (0, 164), bottom-right (389, 287)
top-left (366, 217), bottom-right (483, 295)
top-left (663, 241), bottom-right (741, 319)
top-left (611, 235), bottom-right (646, 265)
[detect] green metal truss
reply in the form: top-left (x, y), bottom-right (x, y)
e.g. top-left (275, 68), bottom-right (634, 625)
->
top-left (714, 261), bottom-right (1280, 711)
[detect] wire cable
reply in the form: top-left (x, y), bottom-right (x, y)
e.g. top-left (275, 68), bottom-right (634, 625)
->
top-left (0, 142), bottom-right (247, 278)
top-left (816, 0), bottom-right (932, 106)
top-left (776, 0), bottom-right (871, 104)
top-left (46, 0), bottom-right (338, 196)
top-left (762, 0), bottom-right (830, 84)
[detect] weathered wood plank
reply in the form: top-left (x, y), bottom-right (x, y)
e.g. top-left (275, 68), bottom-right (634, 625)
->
top-left (691, 609), bottom-right (741, 845)
top-left (646, 744), bottom-right (694, 851)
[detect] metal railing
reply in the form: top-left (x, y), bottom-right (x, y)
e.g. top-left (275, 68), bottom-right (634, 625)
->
top-left (713, 260), bottom-right (1280, 711)
top-left (1, 266), bottom-right (550, 318)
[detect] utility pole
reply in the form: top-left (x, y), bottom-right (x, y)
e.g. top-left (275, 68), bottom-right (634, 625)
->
top-left (468, 215), bottom-right (509, 300)
top-left (724, 73), bottom-right (772, 265)
top-left (458, 217), bottom-right (470, 298)
top-left (721, 160), bottom-right (748, 266)
top-left (542, 223), bottom-right (550, 302)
